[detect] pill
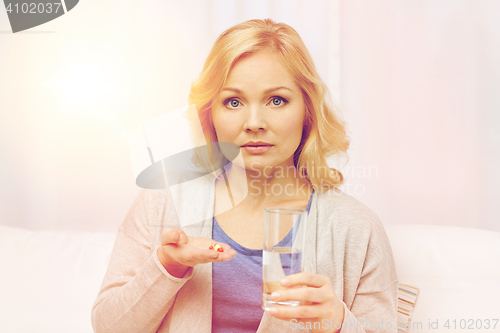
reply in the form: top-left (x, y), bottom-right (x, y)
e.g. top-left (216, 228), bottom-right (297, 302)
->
top-left (213, 243), bottom-right (223, 252)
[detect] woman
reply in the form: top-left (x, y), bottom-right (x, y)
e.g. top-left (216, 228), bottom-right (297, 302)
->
top-left (92, 19), bottom-right (398, 333)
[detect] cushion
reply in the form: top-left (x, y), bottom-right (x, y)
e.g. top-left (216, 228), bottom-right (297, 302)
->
top-left (386, 224), bottom-right (500, 332)
top-left (1, 223), bottom-right (498, 333)
top-left (0, 224), bottom-right (116, 333)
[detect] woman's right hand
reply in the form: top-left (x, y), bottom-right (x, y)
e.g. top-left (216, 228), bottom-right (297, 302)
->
top-left (157, 227), bottom-right (237, 278)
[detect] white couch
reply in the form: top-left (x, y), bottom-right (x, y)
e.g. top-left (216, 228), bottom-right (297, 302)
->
top-left (0, 223), bottom-right (499, 333)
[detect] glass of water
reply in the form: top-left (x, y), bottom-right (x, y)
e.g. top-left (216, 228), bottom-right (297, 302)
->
top-left (262, 208), bottom-right (308, 311)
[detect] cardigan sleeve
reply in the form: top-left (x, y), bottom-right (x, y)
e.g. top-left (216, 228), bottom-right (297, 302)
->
top-left (339, 207), bottom-right (399, 333)
top-left (315, 190), bottom-right (399, 333)
top-left (339, 280), bottom-right (399, 332)
top-left (91, 189), bottom-right (193, 333)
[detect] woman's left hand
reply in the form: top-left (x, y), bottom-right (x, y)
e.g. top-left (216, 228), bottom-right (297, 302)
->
top-left (268, 272), bottom-right (345, 333)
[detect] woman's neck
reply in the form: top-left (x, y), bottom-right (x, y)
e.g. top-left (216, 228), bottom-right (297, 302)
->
top-left (218, 163), bottom-right (312, 208)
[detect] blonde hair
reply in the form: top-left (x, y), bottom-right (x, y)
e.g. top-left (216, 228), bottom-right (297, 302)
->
top-left (188, 19), bottom-right (349, 191)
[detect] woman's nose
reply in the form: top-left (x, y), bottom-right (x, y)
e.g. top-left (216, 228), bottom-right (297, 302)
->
top-left (244, 105), bottom-right (267, 132)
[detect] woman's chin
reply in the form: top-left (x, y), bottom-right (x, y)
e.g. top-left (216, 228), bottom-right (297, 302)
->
top-left (227, 155), bottom-right (295, 175)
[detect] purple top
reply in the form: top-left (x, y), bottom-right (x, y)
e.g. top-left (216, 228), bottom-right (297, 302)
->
top-left (212, 193), bottom-right (313, 332)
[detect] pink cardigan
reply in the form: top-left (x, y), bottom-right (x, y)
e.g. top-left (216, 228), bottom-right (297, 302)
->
top-left (92, 183), bottom-right (399, 333)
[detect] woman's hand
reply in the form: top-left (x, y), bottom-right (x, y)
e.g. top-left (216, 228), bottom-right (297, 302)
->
top-left (268, 272), bottom-right (345, 333)
top-left (157, 227), bottom-right (236, 278)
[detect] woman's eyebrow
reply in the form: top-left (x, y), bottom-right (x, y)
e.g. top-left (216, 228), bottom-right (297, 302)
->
top-left (220, 87), bottom-right (242, 94)
top-left (220, 86), bottom-right (293, 94)
top-left (263, 86), bottom-right (292, 94)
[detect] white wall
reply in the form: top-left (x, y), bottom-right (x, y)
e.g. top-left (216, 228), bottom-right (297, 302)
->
top-left (0, 0), bottom-right (498, 233)
top-left (0, 0), bottom-right (339, 232)
top-left (339, 0), bottom-right (500, 232)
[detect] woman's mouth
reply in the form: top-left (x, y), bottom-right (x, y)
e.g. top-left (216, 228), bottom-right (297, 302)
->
top-left (241, 142), bottom-right (273, 154)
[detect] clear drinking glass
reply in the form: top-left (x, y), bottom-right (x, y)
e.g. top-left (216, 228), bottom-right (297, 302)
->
top-left (262, 208), bottom-right (308, 311)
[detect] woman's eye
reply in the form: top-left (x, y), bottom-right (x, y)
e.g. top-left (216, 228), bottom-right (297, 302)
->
top-left (226, 99), bottom-right (240, 108)
top-left (270, 97), bottom-right (286, 107)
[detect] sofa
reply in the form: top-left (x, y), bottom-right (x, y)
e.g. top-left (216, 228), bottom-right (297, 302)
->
top-left (0, 223), bottom-right (499, 333)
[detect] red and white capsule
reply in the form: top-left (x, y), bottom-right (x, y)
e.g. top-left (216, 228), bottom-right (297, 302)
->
top-left (209, 243), bottom-right (223, 252)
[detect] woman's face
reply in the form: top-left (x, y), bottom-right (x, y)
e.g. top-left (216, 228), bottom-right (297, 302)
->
top-left (212, 51), bottom-right (306, 173)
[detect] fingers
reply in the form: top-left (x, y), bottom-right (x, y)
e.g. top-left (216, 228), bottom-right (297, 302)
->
top-left (174, 244), bottom-right (237, 266)
top-left (273, 272), bottom-right (334, 305)
top-left (204, 245), bottom-right (237, 262)
top-left (176, 246), bottom-right (218, 265)
top-left (161, 228), bottom-right (188, 246)
top-left (271, 286), bottom-right (330, 304)
top-left (209, 242), bottom-right (233, 254)
top-left (266, 273), bottom-right (339, 321)
top-left (268, 303), bottom-right (326, 319)
top-left (160, 228), bottom-right (237, 263)
top-left (281, 272), bottom-right (329, 288)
